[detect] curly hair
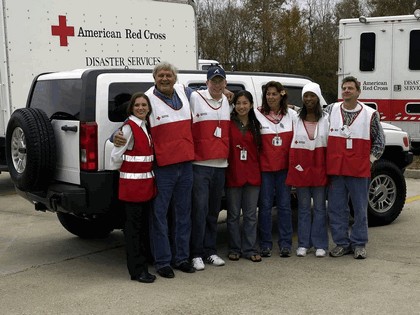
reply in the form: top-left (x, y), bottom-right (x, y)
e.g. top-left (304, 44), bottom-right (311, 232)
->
top-left (261, 81), bottom-right (289, 115)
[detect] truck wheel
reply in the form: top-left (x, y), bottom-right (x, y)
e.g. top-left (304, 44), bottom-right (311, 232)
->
top-left (6, 108), bottom-right (56, 191)
top-left (410, 142), bottom-right (420, 156)
top-left (57, 213), bottom-right (114, 239)
top-left (367, 159), bottom-right (406, 226)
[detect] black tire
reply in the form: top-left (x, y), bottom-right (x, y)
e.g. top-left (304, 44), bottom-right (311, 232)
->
top-left (367, 159), bottom-right (406, 226)
top-left (6, 108), bottom-right (56, 191)
top-left (57, 212), bottom-right (114, 239)
top-left (410, 142), bottom-right (420, 156)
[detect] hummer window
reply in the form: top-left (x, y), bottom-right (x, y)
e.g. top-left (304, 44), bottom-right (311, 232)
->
top-left (108, 82), bottom-right (154, 122)
top-left (29, 79), bottom-right (82, 120)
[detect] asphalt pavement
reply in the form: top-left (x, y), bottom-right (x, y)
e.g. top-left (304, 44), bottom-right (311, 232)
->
top-left (0, 172), bottom-right (419, 315)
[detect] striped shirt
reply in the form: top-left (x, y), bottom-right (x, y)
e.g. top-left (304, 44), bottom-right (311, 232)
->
top-left (324, 103), bottom-right (385, 160)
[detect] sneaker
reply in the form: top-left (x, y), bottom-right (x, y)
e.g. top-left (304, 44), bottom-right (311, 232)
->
top-left (353, 246), bottom-right (367, 259)
top-left (205, 254), bottom-right (225, 266)
top-left (315, 249), bottom-right (327, 258)
top-left (174, 261), bottom-right (195, 273)
top-left (329, 246), bottom-right (353, 257)
top-left (260, 248), bottom-right (272, 257)
top-left (280, 247), bottom-right (291, 258)
top-left (296, 247), bottom-right (308, 257)
top-left (192, 257), bottom-right (205, 271)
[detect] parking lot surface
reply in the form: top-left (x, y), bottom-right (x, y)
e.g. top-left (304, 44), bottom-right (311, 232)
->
top-left (0, 173), bottom-right (419, 314)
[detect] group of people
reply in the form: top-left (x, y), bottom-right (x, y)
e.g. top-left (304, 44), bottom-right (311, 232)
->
top-left (110, 61), bottom-right (385, 284)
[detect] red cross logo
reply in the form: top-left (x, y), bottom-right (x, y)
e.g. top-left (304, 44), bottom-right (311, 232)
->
top-left (51, 15), bottom-right (74, 47)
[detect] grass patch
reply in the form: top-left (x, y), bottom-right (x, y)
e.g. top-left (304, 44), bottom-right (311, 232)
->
top-left (408, 155), bottom-right (420, 169)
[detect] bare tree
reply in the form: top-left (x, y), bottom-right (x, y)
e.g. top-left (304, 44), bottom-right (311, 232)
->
top-left (302, 0), bottom-right (339, 102)
top-left (196, 0), bottom-right (342, 101)
top-left (243, 0), bottom-right (288, 71)
top-left (335, 0), bottom-right (364, 19)
top-left (366, 0), bottom-right (418, 16)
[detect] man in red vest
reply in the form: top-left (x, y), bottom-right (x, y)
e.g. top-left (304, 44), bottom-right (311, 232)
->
top-left (325, 76), bottom-right (385, 259)
top-left (189, 66), bottom-right (230, 271)
top-left (115, 62), bottom-right (195, 278)
top-left (114, 62), bottom-right (233, 278)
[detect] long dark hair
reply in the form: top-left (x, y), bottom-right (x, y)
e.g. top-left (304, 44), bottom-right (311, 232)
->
top-left (261, 81), bottom-right (288, 115)
top-left (231, 90), bottom-right (262, 151)
top-left (127, 92), bottom-right (152, 117)
top-left (298, 97), bottom-right (323, 121)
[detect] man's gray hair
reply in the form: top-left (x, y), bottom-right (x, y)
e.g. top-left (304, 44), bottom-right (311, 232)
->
top-left (153, 61), bottom-right (178, 81)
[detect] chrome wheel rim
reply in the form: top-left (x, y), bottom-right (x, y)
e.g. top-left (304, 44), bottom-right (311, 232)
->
top-left (11, 127), bottom-right (27, 174)
top-left (369, 175), bottom-right (397, 213)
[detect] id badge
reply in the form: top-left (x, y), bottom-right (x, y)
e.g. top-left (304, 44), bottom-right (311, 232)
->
top-left (240, 149), bottom-right (247, 161)
top-left (346, 138), bottom-right (353, 149)
top-left (341, 125), bottom-right (351, 137)
top-left (214, 126), bottom-right (222, 138)
top-left (272, 136), bottom-right (282, 146)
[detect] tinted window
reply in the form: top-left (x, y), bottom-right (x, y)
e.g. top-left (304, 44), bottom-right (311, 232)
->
top-left (360, 32), bottom-right (376, 71)
top-left (262, 84), bottom-right (303, 108)
top-left (108, 82), bottom-right (154, 122)
top-left (30, 79), bottom-right (82, 120)
top-left (285, 86), bottom-right (304, 108)
top-left (189, 82), bottom-right (303, 107)
top-left (364, 102), bottom-right (377, 110)
top-left (406, 103), bottom-right (420, 114)
top-left (409, 30), bottom-right (420, 70)
top-left (188, 83), bottom-right (246, 94)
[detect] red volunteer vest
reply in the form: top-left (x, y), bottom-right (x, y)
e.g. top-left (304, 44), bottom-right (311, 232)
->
top-left (119, 119), bottom-right (157, 202)
top-left (190, 90), bottom-right (230, 161)
top-left (254, 107), bottom-right (294, 172)
top-left (146, 84), bottom-right (194, 166)
top-left (225, 121), bottom-right (261, 187)
top-left (326, 102), bottom-right (374, 178)
top-left (286, 116), bottom-right (329, 187)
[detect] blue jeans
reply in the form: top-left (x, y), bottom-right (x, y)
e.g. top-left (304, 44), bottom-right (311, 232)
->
top-left (296, 186), bottom-right (328, 250)
top-left (227, 185), bottom-right (260, 258)
top-left (328, 176), bottom-right (369, 248)
top-left (258, 170), bottom-right (292, 250)
top-left (191, 165), bottom-right (225, 258)
top-left (150, 162), bottom-right (193, 270)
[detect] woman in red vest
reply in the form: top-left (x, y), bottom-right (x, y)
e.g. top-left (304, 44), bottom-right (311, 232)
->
top-left (226, 90), bottom-right (262, 262)
top-left (110, 92), bottom-right (157, 283)
top-left (286, 82), bottom-right (329, 258)
top-left (255, 81), bottom-right (296, 258)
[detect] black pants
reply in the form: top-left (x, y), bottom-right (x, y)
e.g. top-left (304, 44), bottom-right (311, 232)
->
top-left (124, 201), bottom-right (151, 277)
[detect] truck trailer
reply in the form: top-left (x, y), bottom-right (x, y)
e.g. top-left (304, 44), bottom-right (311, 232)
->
top-left (338, 10), bottom-right (420, 153)
top-left (0, 0), bottom-right (198, 171)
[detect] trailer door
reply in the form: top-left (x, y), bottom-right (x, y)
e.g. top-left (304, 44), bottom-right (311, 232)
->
top-left (391, 22), bottom-right (420, 142)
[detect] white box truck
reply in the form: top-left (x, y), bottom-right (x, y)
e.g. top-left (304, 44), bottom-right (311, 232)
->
top-left (338, 11), bottom-right (420, 153)
top-left (0, 0), bottom-right (198, 171)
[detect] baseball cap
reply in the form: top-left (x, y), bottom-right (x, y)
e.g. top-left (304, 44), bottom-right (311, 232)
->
top-left (207, 66), bottom-right (226, 80)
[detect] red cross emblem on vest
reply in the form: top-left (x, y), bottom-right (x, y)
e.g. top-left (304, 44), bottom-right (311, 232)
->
top-left (51, 15), bottom-right (75, 47)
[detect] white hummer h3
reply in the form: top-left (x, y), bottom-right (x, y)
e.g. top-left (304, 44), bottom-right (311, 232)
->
top-left (6, 69), bottom-right (413, 238)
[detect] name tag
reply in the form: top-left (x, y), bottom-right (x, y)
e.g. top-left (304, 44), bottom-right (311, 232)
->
top-left (346, 138), bottom-right (353, 149)
top-left (214, 126), bottom-right (222, 138)
top-left (272, 136), bottom-right (282, 146)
